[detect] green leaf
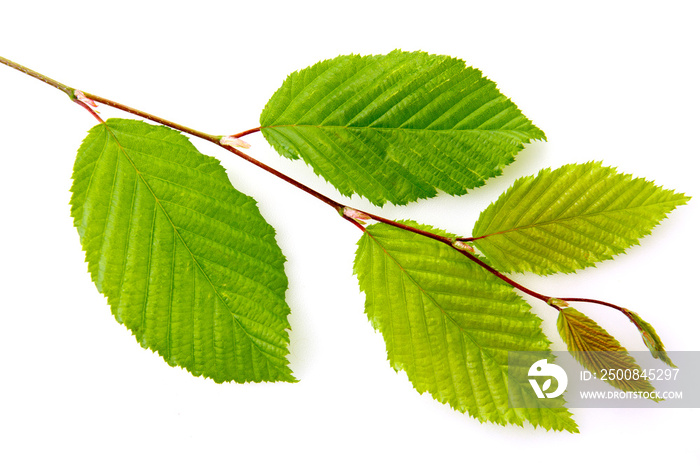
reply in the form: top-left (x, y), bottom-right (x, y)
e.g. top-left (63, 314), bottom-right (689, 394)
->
top-left (354, 221), bottom-right (578, 432)
top-left (70, 118), bottom-right (295, 383)
top-left (557, 308), bottom-right (656, 394)
top-left (261, 50), bottom-right (545, 206)
top-left (625, 310), bottom-right (676, 367)
top-left (472, 162), bottom-right (689, 275)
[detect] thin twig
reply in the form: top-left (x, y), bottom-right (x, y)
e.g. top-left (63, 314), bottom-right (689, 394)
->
top-left (231, 127), bottom-right (261, 138)
top-left (0, 55), bottom-right (631, 316)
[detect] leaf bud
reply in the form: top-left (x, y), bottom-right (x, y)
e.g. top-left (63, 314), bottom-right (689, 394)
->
top-left (452, 240), bottom-right (475, 254)
top-left (343, 207), bottom-right (371, 224)
top-left (547, 297), bottom-right (569, 308)
top-left (74, 90), bottom-right (98, 108)
top-left (220, 135), bottom-right (252, 149)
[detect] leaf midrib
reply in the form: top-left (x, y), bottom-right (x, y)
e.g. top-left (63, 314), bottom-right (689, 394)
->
top-left (474, 200), bottom-right (682, 242)
top-left (263, 124), bottom-right (529, 136)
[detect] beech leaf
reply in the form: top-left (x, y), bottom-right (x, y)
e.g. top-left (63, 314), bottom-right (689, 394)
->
top-left (354, 221), bottom-right (578, 431)
top-left (261, 50), bottom-right (545, 206)
top-left (472, 162), bottom-right (689, 275)
top-left (70, 119), bottom-right (295, 383)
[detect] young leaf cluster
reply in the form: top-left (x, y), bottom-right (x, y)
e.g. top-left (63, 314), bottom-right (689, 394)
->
top-left (556, 307), bottom-right (656, 393)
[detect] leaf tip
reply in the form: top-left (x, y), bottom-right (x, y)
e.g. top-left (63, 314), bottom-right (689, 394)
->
top-left (625, 310), bottom-right (676, 368)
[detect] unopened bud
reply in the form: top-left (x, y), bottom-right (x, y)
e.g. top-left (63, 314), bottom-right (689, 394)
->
top-left (547, 297), bottom-right (569, 308)
top-left (452, 240), bottom-right (475, 254)
top-left (74, 90), bottom-right (98, 108)
top-left (220, 135), bottom-right (252, 149)
top-left (343, 207), bottom-right (371, 224)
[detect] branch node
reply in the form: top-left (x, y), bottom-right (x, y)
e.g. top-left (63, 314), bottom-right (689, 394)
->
top-left (343, 207), bottom-right (371, 225)
top-left (547, 297), bottom-right (569, 308)
top-left (452, 240), bottom-right (475, 254)
top-left (221, 135), bottom-right (251, 149)
top-left (74, 90), bottom-right (99, 111)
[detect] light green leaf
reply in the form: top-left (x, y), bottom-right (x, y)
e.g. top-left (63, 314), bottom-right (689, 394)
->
top-left (354, 221), bottom-right (577, 432)
top-left (557, 308), bottom-right (656, 394)
top-left (261, 50), bottom-right (545, 206)
top-left (70, 118), bottom-right (295, 383)
top-left (625, 310), bottom-right (676, 367)
top-left (472, 162), bottom-right (689, 274)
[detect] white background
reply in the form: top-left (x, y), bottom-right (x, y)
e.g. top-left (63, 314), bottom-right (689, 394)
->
top-left (1, 1), bottom-right (698, 464)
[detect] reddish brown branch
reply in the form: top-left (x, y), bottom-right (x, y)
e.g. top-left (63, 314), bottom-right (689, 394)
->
top-left (1, 55), bottom-right (633, 318)
top-left (231, 127), bottom-right (261, 138)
